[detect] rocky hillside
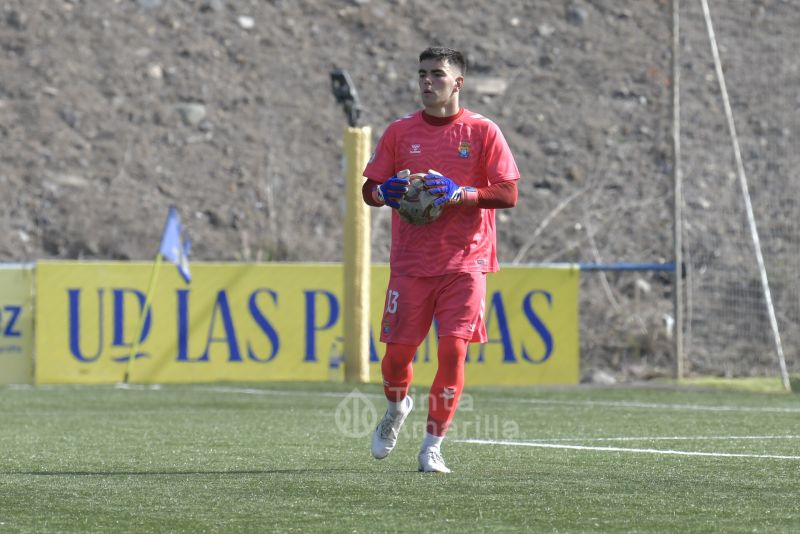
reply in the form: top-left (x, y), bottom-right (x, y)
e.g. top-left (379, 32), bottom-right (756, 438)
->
top-left (2, 0), bottom-right (797, 377)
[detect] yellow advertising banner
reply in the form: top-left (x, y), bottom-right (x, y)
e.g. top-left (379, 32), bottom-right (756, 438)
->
top-left (467, 266), bottom-right (580, 385)
top-left (0, 264), bottom-right (34, 385)
top-left (34, 261), bottom-right (579, 385)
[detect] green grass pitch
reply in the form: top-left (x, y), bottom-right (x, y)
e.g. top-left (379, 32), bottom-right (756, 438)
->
top-left (1, 381), bottom-right (799, 532)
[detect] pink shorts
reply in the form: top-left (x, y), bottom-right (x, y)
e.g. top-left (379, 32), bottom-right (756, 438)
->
top-left (379, 271), bottom-right (487, 345)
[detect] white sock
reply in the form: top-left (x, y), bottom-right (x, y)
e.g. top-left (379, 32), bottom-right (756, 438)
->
top-left (421, 432), bottom-right (444, 452)
top-left (387, 395), bottom-right (409, 416)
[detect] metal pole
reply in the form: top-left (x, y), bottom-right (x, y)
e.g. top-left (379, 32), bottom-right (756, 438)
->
top-left (671, 0), bottom-right (685, 380)
top-left (700, 0), bottom-right (790, 391)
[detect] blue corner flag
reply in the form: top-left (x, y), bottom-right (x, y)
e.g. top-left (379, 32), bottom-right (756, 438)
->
top-left (159, 207), bottom-right (191, 283)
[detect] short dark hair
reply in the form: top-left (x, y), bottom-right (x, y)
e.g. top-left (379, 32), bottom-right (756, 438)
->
top-left (419, 47), bottom-right (467, 76)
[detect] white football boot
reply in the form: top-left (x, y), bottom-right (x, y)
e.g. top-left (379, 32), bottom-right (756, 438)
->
top-left (371, 395), bottom-right (414, 459)
top-left (417, 447), bottom-right (451, 473)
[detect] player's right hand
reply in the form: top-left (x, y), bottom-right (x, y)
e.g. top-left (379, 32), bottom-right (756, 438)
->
top-left (376, 174), bottom-right (410, 209)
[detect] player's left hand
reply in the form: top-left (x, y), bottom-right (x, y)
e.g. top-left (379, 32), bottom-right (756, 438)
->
top-left (424, 174), bottom-right (477, 207)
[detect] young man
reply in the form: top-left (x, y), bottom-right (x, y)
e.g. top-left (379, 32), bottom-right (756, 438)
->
top-left (361, 47), bottom-right (520, 473)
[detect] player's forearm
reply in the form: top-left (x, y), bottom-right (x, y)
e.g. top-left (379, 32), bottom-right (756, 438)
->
top-left (476, 180), bottom-right (518, 209)
top-left (362, 179), bottom-right (384, 207)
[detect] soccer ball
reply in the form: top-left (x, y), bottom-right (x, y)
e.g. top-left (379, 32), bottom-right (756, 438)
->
top-left (398, 173), bottom-right (443, 225)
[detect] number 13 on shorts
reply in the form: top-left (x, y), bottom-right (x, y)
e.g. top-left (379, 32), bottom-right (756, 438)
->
top-left (385, 290), bottom-right (400, 314)
top-left (380, 289), bottom-right (402, 341)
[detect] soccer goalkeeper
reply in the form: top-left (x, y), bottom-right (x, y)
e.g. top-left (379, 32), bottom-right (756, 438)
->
top-left (361, 47), bottom-right (520, 473)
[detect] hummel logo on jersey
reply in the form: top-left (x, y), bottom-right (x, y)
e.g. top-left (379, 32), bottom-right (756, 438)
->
top-left (410, 143), bottom-right (421, 154)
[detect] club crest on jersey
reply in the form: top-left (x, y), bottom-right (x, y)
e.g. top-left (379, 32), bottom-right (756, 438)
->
top-left (410, 143), bottom-right (422, 154)
top-left (458, 141), bottom-right (470, 158)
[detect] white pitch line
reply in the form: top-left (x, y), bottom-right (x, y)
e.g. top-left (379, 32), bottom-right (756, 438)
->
top-left (200, 386), bottom-right (386, 399)
top-left (177, 387), bottom-right (800, 415)
top-left (43, 384), bottom-right (798, 415)
top-left (197, 388), bottom-right (800, 415)
top-left (102, 384), bottom-right (381, 399)
top-left (457, 438), bottom-right (800, 460)
top-left (515, 435), bottom-right (800, 442)
top-left (500, 398), bottom-right (800, 414)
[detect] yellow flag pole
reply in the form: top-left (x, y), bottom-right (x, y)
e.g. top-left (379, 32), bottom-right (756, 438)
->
top-left (123, 254), bottom-right (163, 384)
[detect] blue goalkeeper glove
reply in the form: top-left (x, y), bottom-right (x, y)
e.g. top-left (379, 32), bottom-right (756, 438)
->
top-left (375, 174), bottom-right (409, 209)
top-left (424, 174), bottom-right (478, 207)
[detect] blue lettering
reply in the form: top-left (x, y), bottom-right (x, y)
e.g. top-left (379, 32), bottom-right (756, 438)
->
top-left (176, 289), bottom-right (198, 361)
top-left (304, 290), bottom-right (339, 362)
top-left (112, 289), bottom-right (151, 349)
top-left (201, 291), bottom-right (241, 362)
top-left (521, 291), bottom-right (554, 363)
top-left (2, 305), bottom-right (22, 337)
top-left (247, 289), bottom-right (280, 362)
top-left (477, 291), bottom-right (516, 363)
top-left (68, 288), bottom-right (104, 362)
